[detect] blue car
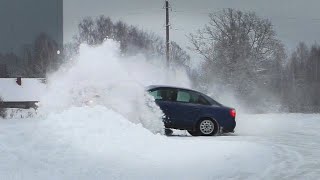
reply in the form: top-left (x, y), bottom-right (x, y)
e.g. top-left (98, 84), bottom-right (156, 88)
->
top-left (147, 85), bottom-right (236, 136)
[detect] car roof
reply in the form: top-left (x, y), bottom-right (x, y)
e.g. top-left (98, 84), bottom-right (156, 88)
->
top-left (146, 85), bottom-right (197, 92)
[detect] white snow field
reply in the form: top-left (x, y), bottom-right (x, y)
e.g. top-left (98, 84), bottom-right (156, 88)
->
top-left (0, 113), bottom-right (319, 180)
top-left (0, 40), bottom-right (319, 179)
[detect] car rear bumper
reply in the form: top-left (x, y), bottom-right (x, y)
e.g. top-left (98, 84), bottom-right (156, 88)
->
top-left (221, 120), bottom-right (236, 133)
top-left (222, 129), bottom-right (235, 133)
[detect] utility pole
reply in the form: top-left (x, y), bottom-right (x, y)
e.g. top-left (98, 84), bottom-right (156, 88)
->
top-left (165, 0), bottom-right (170, 67)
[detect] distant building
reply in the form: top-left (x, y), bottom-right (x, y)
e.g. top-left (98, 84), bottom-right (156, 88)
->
top-left (0, 0), bottom-right (63, 77)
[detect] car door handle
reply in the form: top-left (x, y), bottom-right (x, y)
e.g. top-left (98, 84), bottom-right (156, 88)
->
top-left (189, 108), bottom-right (200, 113)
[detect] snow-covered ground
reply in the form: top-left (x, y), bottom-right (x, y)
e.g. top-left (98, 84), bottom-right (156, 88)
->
top-left (1, 40), bottom-right (319, 179)
top-left (0, 113), bottom-right (319, 179)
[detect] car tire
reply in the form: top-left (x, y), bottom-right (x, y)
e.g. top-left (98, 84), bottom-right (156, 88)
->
top-left (189, 118), bottom-right (219, 136)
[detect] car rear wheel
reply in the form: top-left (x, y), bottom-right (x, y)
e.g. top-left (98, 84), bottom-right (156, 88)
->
top-left (188, 119), bottom-right (219, 136)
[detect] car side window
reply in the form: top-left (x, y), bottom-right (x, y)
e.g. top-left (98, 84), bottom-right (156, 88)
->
top-left (175, 90), bottom-right (209, 105)
top-left (197, 95), bottom-right (210, 105)
top-left (149, 90), bottom-right (163, 100)
top-left (177, 91), bottom-right (191, 102)
top-left (149, 88), bottom-right (177, 101)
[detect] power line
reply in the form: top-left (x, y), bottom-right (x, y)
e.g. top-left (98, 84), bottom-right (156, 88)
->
top-left (109, 7), bottom-right (320, 23)
top-left (171, 9), bottom-right (320, 22)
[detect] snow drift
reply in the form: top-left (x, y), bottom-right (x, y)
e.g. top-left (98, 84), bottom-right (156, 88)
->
top-left (0, 108), bottom-right (276, 180)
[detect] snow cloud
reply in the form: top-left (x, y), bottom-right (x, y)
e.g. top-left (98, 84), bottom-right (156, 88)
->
top-left (37, 39), bottom-right (191, 134)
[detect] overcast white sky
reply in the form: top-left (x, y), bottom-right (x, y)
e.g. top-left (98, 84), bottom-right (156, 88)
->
top-left (64, 0), bottom-right (320, 53)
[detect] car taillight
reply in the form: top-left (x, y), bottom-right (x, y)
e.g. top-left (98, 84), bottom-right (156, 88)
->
top-left (230, 109), bottom-right (236, 118)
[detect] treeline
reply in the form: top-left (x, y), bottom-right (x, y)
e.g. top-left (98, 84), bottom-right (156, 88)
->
top-left (68, 16), bottom-right (190, 69)
top-left (282, 43), bottom-right (320, 112)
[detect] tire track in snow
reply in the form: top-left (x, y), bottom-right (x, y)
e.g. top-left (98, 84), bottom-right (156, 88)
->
top-left (261, 142), bottom-right (305, 179)
top-left (256, 131), bottom-right (320, 179)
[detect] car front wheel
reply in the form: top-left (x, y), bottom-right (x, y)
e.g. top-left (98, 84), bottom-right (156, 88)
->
top-left (188, 119), bottom-right (219, 136)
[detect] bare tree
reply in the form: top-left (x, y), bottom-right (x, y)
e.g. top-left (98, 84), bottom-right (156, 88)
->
top-left (189, 8), bottom-right (285, 96)
top-left (170, 42), bottom-right (190, 69)
top-left (96, 16), bottom-right (114, 44)
top-left (76, 17), bottom-right (97, 45)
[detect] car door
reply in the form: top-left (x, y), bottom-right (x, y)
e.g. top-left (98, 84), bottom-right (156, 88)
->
top-left (169, 89), bottom-right (202, 128)
top-left (148, 88), bottom-right (178, 128)
top-left (149, 88), bottom-right (203, 129)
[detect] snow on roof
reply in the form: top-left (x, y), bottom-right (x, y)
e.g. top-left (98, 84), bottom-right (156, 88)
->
top-left (0, 78), bottom-right (46, 101)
